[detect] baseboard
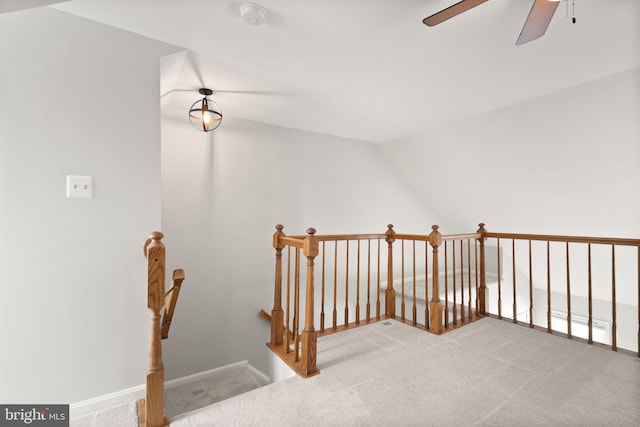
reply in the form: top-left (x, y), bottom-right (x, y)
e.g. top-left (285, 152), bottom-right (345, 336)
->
top-left (70, 383), bottom-right (146, 419)
top-left (163, 360), bottom-right (250, 390)
top-left (70, 360), bottom-right (270, 418)
top-left (247, 363), bottom-right (271, 386)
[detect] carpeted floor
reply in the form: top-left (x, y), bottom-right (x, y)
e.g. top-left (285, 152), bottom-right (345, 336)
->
top-left (70, 364), bottom-right (267, 426)
top-left (73, 317), bottom-right (640, 426)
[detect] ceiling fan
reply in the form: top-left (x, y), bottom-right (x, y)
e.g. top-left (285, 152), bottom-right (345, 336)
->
top-left (423, 0), bottom-right (566, 46)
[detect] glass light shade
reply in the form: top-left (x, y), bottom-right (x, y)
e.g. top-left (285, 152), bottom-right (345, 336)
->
top-left (189, 97), bottom-right (222, 132)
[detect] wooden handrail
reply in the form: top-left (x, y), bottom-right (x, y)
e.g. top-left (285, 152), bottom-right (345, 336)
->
top-left (290, 233), bottom-right (387, 241)
top-left (139, 232), bottom-right (185, 427)
top-left (161, 269), bottom-right (185, 340)
top-left (485, 232), bottom-right (640, 247)
top-left (442, 232), bottom-right (482, 242)
top-left (259, 309), bottom-right (271, 322)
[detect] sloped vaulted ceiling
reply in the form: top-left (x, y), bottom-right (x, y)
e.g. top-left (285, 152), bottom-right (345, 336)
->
top-left (49, 0), bottom-right (640, 143)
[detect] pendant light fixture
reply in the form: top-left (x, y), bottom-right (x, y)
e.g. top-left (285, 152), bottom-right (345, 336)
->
top-left (189, 88), bottom-right (222, 132)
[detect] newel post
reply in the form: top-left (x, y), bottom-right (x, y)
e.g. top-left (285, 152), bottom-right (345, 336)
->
top-left (271, 224), bottom-right (286, 347)
top-left (477, 223), bottom-right (488, 315)
top-left (301, 228), bottom-right (319, 376)
top-left (143, 231), bottom-right (168, 427)
top-left (385, 224), bottom-right (396, 319)
top-left (428, 225), bottom-right (443, 334)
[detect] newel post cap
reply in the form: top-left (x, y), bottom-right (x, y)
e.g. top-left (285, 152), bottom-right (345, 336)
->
top-left (385, 224), bottom-right (396, 244)
top-left (303, 227), bottom-right (318, 257)
top-left (144, 231), bottom-right (164, 257)
top-left (477, 222), bottom-right (487, 241)
top-left (273, 224), bottom-right (286, 249)
top-left (429, 224), bottom-right (442, 247)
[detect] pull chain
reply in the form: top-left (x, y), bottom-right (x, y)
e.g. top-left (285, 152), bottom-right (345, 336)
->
top-left (564, 0), bottom-right (577, 24)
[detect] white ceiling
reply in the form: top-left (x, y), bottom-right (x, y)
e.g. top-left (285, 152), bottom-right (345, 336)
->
top-left (29, 0), bottom-right (640, 142)
top-left (0, 0), bottom-right (66, 13)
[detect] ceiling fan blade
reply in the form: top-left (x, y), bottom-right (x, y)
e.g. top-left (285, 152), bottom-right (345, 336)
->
top-left (423, 0), bottom-right (489, 26)
top-left (516, 0), bottom-right (560, 45)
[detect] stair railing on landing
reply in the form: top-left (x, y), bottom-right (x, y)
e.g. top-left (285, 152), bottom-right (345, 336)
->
top-left (138, 232), bottom-right (185, 427)
top-left (265, 223), bottom-right (640, 378)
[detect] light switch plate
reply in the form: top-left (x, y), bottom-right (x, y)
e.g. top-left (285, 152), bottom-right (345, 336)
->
top-left (66, 175), bottom-right (93, 198)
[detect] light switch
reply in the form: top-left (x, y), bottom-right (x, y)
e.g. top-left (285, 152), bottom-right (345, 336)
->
top-left (66, 175), bottom-right (93, 198)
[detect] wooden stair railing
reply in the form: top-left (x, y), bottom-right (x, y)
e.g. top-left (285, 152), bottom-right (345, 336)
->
top-left (266, 223), bottom-right (640, 379)
top-left (481, 227), bottom-right (640, 356)
top-left (266, 224), bottom-right (486, 377)
top-left (268, 226), bottom-right (319, 377)
top-left (138, 231), bottom-right (185, 427)
top-left (162, 269), bottom-right (185, 339)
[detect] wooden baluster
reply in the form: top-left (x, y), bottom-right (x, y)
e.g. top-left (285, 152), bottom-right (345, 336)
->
top-left (452, 240), bottom-right (457, 325)
top-left (301, 228), bottom-right (318, 375)
top-left (271, 225), bottom-right (285, 347)
top-left (588, 244), bottom-right (593, 344)
top-left (356, 240), bottom-right (361, 325)
top-left (344, 240), bottom-right (350, 326)
top-left (293, 248), bottom-right (300, 361)
top-left (333, 242), bottom-right (338, 330)
top-left (142, 231), bottom-right (168, 427)
top-left (385, 224), bottom-right (396, 319)
top-left (285, 247), bottom-right (292, 353)
top-left (366, 239), bottom-right (371, 323)
top-left (460, 240), bottom-right (465, 323)
top-left (468, 240), bottom-right (472, 319)
top-left (474, 239), bottom-right (479, 314)
top-left (401, 240), bottom-right (406, 322)
top-left (425, 241), bottom-right (430, 330)
top-left (477, 223), bottom-right (488, 315)
top-left (547, 240), bottom-right (551, 333)
top-left (528, 240), bottom-right (533, 328)
top-left (377, 239), bottom-right (381, 320)
top-left (320, 241), bottom-right (326, 333)
top-left (566, 242), bottom-right (572, 338)
top-left (412, 240), bottom-right (417, 326)
top-left (611, 245), bottom-right (617, 351)
top-left (546, 241), bottom-right (551, 333)
top-left (512, 239), bottom-right (517, 324)
top-left (429, 225), bottom-right (443, 334)
top-left (444, 241), bottom-right (449, 328)
top-left (497, 238), bottom-right (502, 319)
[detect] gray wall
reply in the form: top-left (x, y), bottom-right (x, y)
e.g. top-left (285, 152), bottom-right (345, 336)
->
top-left (379, 68), bottom-right (640, 238)
top-left (160, 110), bottom-right (446, 379)
top-left (0, 8), bottom-right (178, 403)
top-left (378, 67), bottom-right (640, 309)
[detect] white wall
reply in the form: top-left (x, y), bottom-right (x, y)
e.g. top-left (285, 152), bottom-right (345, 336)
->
top-left (378, 67), bottom-right (640, 238)
top-left (0, 8), bottom-right (178, 403)
top-left (378, 68), bottom-right (640, 326)
top-left (160, 109), bottom-right (446, 378)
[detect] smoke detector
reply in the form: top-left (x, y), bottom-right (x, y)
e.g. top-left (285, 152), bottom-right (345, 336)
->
top-left (240, 3), bottom-right (267, 26)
